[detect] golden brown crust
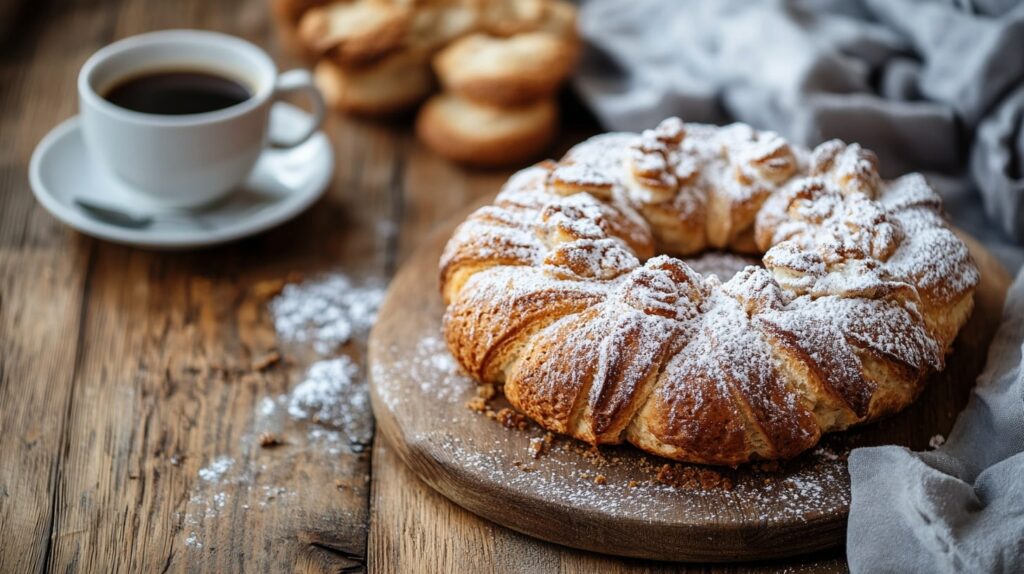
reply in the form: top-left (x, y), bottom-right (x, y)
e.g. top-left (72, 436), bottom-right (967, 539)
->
top-left (474, 0), bottom-right (547, 36)
top-left (415, 93), bottom-right (557, 167)
top-left (434, 32), bottom-right (577, 106)
top-left (314, 50), bottom-right (433, 117)
top-left (298, 1), bottom-right (411, 66)
top-left (438, 118), bottom-right (979, 465)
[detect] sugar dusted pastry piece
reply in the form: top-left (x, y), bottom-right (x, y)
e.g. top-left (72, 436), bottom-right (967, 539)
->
top-left (298, 0), bottom-right (411, 66)
top-left (434, 32), bottom-right (577, 106)
top-left (439, 117), bottom-right (980, 465)
top-left (314, 49), bottom-right (433, 116)
top-left (416, 93), bottom-right (557, 167)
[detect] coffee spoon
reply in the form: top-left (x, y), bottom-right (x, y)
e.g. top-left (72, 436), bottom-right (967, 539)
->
top-left (73, 197), bottom-right (212, 230)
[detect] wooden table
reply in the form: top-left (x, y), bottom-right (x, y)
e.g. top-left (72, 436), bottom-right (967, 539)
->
top-left (0, 1), bottom-right (851, 571)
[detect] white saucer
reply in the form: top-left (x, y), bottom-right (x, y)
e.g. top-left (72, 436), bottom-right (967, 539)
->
top-left (29, 103), bottom-right (333, 249)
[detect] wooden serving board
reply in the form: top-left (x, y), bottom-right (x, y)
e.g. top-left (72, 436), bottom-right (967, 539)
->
top-left (368, 200), bottom-right (1010, 562)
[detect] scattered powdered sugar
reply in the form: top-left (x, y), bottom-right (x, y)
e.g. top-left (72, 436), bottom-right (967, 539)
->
top-left (376, 334), bottom-right (469, 410)
top-left (270, 274), bottom-right (385, 354)
top-left (183, 272), bottom-right (383, 553)
top-left (198, 456), bottom-right (233, 482)
top-left (287, 356), bottom-right (364, 428)
top-left (432, 433), bottom-right (849, 522)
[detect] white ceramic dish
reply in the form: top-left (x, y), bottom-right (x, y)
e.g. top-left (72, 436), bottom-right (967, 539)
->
top-left (29, 103), bottom-right (333, 249)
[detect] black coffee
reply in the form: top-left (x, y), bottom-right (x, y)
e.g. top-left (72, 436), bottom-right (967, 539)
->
top-left (103, 70), bottom-right (251, 115)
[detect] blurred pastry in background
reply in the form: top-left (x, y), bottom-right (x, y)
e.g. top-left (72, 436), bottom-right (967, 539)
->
top-left (433, 32), bottom-right (577, 107)
top-left (272, 0), bottom-right (579, 167)
top-left (314, 48), bottom-right (434, 116)
top-left (298, 1), bottom-right (411, 66)
top-left (416, 93), bottom-right (557, 167)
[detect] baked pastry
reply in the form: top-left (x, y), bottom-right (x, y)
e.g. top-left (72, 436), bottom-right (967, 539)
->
top-left (408, 2), bottom-right (481, 54)
top-left (298, 1), bottom-right (411, 66)
top-left (439, 118), bottom-right (979, 465)
top-left (416, 93), bottom-right (557, 167)
top-left (314, 49), bottom-right (434, 116)
top-left (434, 32), bottom-right (578, 106)
top-left (270, 0), bottom-right (579, 164)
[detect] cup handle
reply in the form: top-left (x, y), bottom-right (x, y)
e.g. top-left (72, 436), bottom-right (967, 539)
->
top-left (269, 69), bottom-right (326, 149)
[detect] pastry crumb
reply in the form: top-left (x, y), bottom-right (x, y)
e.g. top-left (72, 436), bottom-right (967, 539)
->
top-left (529, 437), bottom-right (545, 459)
top-left (488, 407), bottom-right (528, 430)
top-left (594, 474), bottom-right (607, 485)
top-left (528, 432), bottom-right (554, 459)
top-left (465, 396), bottom-right (488, 412)
top-left (259, 432), bottom-right (284, 448)
top-left (655, 463), bottom-right (733, 491)
top-left (476, 383), bottom-right (496, 400)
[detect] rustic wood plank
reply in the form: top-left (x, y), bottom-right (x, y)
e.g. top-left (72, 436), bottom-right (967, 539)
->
top-left (0, 0), bottom-right (393, 571)
top-left (42, 120), bottom-right (400, 572)
top-left (0, 235), bottom-right (91, 573)
top-left (0, 2), bottom-right (108, 571)
top-left (368, 437), bottom-right (847, 573)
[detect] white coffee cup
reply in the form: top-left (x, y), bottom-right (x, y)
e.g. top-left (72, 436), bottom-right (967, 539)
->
top-left (78, 29), bottom-right (325, 209)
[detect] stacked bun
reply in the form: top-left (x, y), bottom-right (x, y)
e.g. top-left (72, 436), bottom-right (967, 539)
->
top-left (271, 0), bottom-right (579, 167)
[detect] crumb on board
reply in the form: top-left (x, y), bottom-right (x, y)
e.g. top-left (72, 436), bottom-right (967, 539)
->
top-left (593, 474), bottom-right (607, 485)
top-left (476, 383), bottom-right (496, 401)
top-left (655, 463), bottom-right (734, 491)
top-left (528, 432), bottom-right (555, 460)
top-left (488, 407), bottom-right (529, 430)
top-left (465, 396), bottom-right (488, 413)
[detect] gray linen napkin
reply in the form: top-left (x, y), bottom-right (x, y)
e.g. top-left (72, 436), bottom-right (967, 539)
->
top-left (848, 270), bottom-right (1024, 573)
top-left (574, 0), bottom-right (1024, 272)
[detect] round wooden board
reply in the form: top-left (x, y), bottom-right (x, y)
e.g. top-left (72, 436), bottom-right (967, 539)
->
top-left (368, 200), bottom-right (1011, 562)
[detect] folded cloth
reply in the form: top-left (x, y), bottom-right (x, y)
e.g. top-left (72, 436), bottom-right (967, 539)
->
top-left (848, 269), bottom-right (1024, 574)
top-left (575, 0), bottom-right (1024, 272)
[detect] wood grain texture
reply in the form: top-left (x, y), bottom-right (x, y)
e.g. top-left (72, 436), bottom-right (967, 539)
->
top-left (0, 0), bottom-right (397, 571)
top-left (367, 201), bottom-right (1009, 562)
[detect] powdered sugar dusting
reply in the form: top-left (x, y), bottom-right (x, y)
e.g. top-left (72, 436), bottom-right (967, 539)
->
top-left (198, 456), bottom-right (233, 482)
top-left (439, 116), bottom-right (978, 465)
top-left (183, 272), bottom-right (382, 552)
top-left (270, 274), bottom-right (385, 354)
top-left (376, 351), bottom-right (850, 524)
